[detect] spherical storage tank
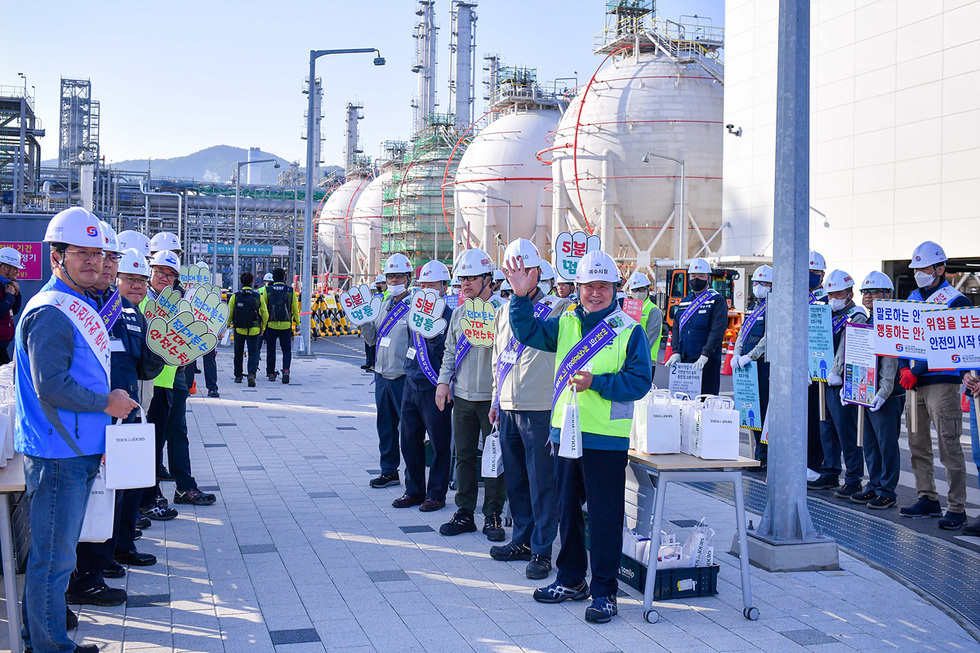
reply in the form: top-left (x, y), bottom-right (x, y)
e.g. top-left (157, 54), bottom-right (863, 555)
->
top-left (452, 110), bottom-right (560, 261)
top-left (317, 176), bottom-right (370, 279)
top-left (350, 171), bottom-right (393, 284)
top-left (551, 51), bottom-right (723, 266)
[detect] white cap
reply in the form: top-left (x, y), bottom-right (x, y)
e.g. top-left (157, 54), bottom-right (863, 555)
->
top-left (374, 274), bottom-right (386, 285)
top-left (149, 250), bottom-right (181, 273)
top-left (43, 206), bottom-right (105, 249)
top-left (150, 232), bottom-right (180, 253)
top-left (454, 248), bottom-right (494, 276)
top-left (451, 275), bottom-right (461, 287)
top-left (383, 253), bottom-right (413, 275)
top-left (824, 269), bottom-right (855, 292)
top-left (501, 280), bottom-right (512, 291)
top-left (99, 221), bottom-right (120, 253)
top-left (538, 260), bottom-right (556, 281)
top-left (503, 238), bottom-right (542, 268)
top-left (861, 271), bottom-right (894, 292)
top-left (492, 269), bottom-right (506, 282)
top-left (575, 250), bottom-right (620, 284)
top-left (909, 241), bottom-right (947, 269)
top-left (119, 248), bottom-right (150, 277)
top-left (808, 250), bottom-right (827, 271)
top-left (627, 271), bottom-right (651, 291)
top-left (117, 230), bottom-right (151, 259)
top-left (0, 247), bottom-right (24, 270)
top-left (687, 258), bottom-right (711, 275)
top-left (419, 260), bottom-right (451, 283)
top-left (263, 272), bottom-right (274, 282)
top-left (751, 265), bottom-right (773, 284)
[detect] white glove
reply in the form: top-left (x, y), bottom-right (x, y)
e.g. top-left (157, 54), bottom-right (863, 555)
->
top-left (839, 388), bottom-right (847, 407)
top-left (730, 354), bottom-right (742, 371)
top-left (693, 355), bottom-right (709, 371)
top-left (734, 354), bottom-right (752, 371)
top-left (666, 354), bottom-right (681, 367)
top-left (827, 371), bottom-right (843, 387)
top-left (869, 392), bottom-right (886, 412)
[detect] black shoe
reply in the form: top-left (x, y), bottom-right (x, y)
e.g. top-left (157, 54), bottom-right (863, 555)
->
top-left (66, 583), bottom-right (127, 607)
top-left (115, 550), bottom-right (157, 566)
top-left (490, 541), bottom-right (532, 562)
top-left (526, 554), bottom-right (552, 580)
top-left (282, 371), bottom-right (289, 384)
top-left (174, 488), bottom-right (217, 506)
top-left (440, 509), bottom-right (477, 536)
top-left (834, 484), bottom-right (862, 499)
top-left (369, 472), bottom-right (400, 488)
top-left (75, 646), bottom-right (99, 653)
top-left (247, 374), bottom-right (256, 387)
top-left (140, 504), bottom-right (178, 521)
top-left (157, 467), bottom-right (175, 482)
top-left (483, 513), bottom-right (505, 542)
top-left (102, 561), bottom-right (126, 579)
top-left (66, 605), bottom-right (78, 630)
top-left (807, 475), bottom-right (839, 491)
top-left (963, 516), bottom-right (980, 536)
top-left (133, 530), bottom-right (142, 541)
top-left (419, 498), bottom-right (445, 512)
top-left (938, 510), bottom-right (967, 530)
top-left (360, 364), bottom-right (371, 370)
top-left (533, 578), bottom-right (590, 604)
top-left (136, 515), bottom-right (151, 529)
top-left (850, 488), bottom-right (877, 504)
top-left (268, 371), bottom-right (278, 381)
top-left (585, 595), bottom-right (618, 623)
top-left (392, 493), bottom-right (424, 509)
top-left (234, 376), bottom-right (243, 383)
top-left (900, 497), bottom-right (943, 519)
top-left (868, 495), bottom-right (896, 510)
top-left (207, 390), bottom-right (220, 398)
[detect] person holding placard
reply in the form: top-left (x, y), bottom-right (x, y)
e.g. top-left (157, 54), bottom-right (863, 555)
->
top-left (806, 251), bottom-right (832, 478)
top-left (436, 249), bottom-right (507, 541)
top-left (15, 206), bottom-right (140, 653)
top-left (489, 239), bottom-right (571, 581)
top-left (626, 271), bottom-right (664, 368)
top-left (897, 241), bottom-right (971, 530)
top-left (0, 246), bottom-right (24, 365)
top-left (506, 250), bottom-right (651, 624)
top-left (362, 274), bottom-right (388, 371)
top-left (361, 254), bottom-right (414, 489)
top-left (731, 265), bottom-right (772, 468)
top-left (666, 258), bottom-right (727, 395)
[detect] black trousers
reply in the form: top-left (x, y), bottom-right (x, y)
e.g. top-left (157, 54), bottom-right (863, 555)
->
top-left (234, 332), bottom-right (262, 378)
top-left (807, 382), bottom-right (829, 472)
top-left (0, 340), bottom-right (11, 365)
top-left (265, 327), bottom-right (293, 375)
top-left (400, 377), bottom-right (453, 501)
top-left (202, 348), bottom-right (218, 392)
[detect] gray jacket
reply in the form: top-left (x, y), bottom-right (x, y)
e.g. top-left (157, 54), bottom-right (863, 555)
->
top-left (360, 293), bottom-right (411, 380)
top-left (438, 299), bottom-right (501, 402)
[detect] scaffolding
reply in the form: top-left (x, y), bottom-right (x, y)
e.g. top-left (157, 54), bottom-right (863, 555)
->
top-left (59, 78), bottom-right (99, 168)
top-left (0, 85), bottom-right (45, 212)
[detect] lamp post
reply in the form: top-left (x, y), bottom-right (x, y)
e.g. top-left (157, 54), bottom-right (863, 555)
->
top-left (482, 194), bottom-right (512, 244)
top-left (641, 150), bottom-right (687, 265)
top-left (235, 158), bottom-right (279, 291)
top-left (300, 47), bottom-right (385, 356)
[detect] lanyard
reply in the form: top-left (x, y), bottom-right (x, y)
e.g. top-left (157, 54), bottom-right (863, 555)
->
top-left (411, 329), bottom-right (440, 386)
top-left (378, 299), bottom-right (410, 340)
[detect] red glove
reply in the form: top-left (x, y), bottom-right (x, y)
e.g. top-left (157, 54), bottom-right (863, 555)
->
top-left (899, 368), bottom-right (918, 390)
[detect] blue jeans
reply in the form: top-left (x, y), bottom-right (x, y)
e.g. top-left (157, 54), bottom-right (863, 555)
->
top-left (499, 410), bottom-right (558, 556)
top-left (22, 453), bottom-right (102, 653)
top-left (970, 395), bottom-right (979, 489)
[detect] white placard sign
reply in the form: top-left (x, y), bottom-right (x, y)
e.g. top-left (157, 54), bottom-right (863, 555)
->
top-left (668, 363), bottom-right (703, 398)
top-left (408, 289), bottom-right (448, 337)
top-left (924, 306), bottom-right (980, 370)
top-left (554, 230), bottom-right (601, 281)
top-left (339, 284), bottom-right (382, 326)
top-left (871, 299), bottom-right (931, 361)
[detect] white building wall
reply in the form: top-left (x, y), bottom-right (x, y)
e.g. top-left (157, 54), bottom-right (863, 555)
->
top-left (723, 0), bottom-right (980, 284)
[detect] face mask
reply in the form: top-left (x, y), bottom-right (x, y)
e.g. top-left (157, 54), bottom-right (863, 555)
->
top-left (829, 298), bottom-right (847, 312)
top-left (388, 284), bottom-right (406, 295)
top-left (914, 271), bottom-right (935, 288)
top-left (809, 271), bottom-right (822, 290)
top-left (689, 278), bottom-right (707, 293)
top-left (632, 289), bottom-right (649, 302)
top-left (538, 282), bottom-right (552, 295)
top-left (752, 283), bottom-right (769, 300)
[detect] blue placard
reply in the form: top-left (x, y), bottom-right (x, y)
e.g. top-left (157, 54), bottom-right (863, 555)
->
top-left (733, 361), bottom-right (762, 432)
top-left (809, 304), bottom-right (834, 381)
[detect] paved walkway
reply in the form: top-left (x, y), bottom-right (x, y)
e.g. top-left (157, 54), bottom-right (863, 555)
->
top-left (2, 342), bottom-right (979, 652)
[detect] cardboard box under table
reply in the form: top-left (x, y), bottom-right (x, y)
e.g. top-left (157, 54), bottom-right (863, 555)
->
top-left (626, 451), bottom-right (760, 624)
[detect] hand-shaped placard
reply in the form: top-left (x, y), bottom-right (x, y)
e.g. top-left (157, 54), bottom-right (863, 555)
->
top-left (180, 264), bottom-right (213, 288)
top-left (339, 284), bottom-right (382, 326)
top-left (143, 286), bottom-right (191, 323)
top-left (146, 311), bottom-right (218, 366)
top-left (461, 297), bottom-right (496, 347)
top-left (185, 285), bottom-right (229, 335)
top-left (408, 289), bottom-right (448, 338)
top-left (554, 231), bottom-right (602, 281)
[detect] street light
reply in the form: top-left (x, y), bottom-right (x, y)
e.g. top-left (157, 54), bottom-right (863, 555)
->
top-left (235, 158), bottom-right (279, 291)
top-left (300, 47), bottom-right (385, 356)
top-left (481, 194), bottom-right (512, 243)
top-left (641, 150), bottom-right (687, 264)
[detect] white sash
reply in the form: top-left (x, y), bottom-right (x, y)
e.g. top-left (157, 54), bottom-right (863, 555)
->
top-left (926, 284), bottom-right (963, 306)
top-left (22, 290), bottom-right (111, 381)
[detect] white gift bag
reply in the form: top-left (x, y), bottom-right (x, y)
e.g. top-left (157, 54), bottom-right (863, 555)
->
top-left (636, 390), bottom-right (681, 454)
top-left (481, 428), bottom-right (504, 478)
top-left (558, 387), bottom-right (582, 459)
top-left (694, 396), bottom-right (741, 460)
top-left (105, 409), bottom-right (155, 489)
top-left (678, 394), bottom-right (709, 455)
top-left (79, 463), bottom-right (116, 543)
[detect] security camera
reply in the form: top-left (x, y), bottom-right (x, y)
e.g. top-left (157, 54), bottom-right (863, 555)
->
top-left (726, 124), bottom-right (743, 137)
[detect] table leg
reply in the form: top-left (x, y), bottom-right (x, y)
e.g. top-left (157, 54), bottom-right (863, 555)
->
top-left (642, 473), bottom-right (668, 624)
top-left (1, 493), bottom-right (23, 653)
top-left (731, 473), bottom-right (758, 620)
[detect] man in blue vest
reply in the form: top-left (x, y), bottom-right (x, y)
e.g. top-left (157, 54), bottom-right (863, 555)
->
top-left (666, 258), bottom-right (727, 395)
top-left (15, 206), bottom-right (140, 653)
top-left (731, 265), bottom-right (772, 468)
top-left (506, 249), bottom-right (652, 624)
top-left (898, 241), bottom-right (971, 530)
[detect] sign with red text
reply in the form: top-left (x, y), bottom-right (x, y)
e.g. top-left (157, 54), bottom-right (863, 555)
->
top-left (146, 310), bottom-right (217, 366)
top-left (554, 231), bottom-right (601, 281)
top-left (623, 298), bottom-right (643, 323)
top-left (0, 241), bottom-right (43, 280)
top-left (461, 297), bottom-right (497, 347)
top-left (923, 306), bottom-right (980, 371)
top-left (871, 299), bottom-right (931, 361)
top-left (408, 289), bottom-right (448, 337)
top-left (339, 284), bottom-right (382, 326)
top-left (142, 287), bottom-right (190, 323)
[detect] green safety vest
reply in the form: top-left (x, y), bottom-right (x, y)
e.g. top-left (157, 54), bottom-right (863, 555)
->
top-left (550, 311), bottom-right (639, 439)
top-left (140, 296), bottom-right (177, 389)
top-left (640, 298), bottom-right (663, 361)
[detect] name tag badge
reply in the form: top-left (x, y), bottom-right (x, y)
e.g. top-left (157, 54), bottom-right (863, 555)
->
top-left (406, 347), bottom-right (417, 360)
top-left (501, 350), bottom-right (518, 365)
top-left (379, 336), bottom-right (392, 348)
top-left (109, 338), bottom-right (126, 352)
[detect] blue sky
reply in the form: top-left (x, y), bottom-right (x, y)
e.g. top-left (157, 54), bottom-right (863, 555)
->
top-left (2, 0), bottom-right (724, 168)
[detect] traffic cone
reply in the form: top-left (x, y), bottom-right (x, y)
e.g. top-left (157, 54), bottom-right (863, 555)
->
top-left (721, 341), bottom-right (735, 376)
top-left (662, 331), bottom-right (673, 362)
top-left (190, 381), bottom-right (197, 395)
top-left (963, 393), bottom-right (970, 413)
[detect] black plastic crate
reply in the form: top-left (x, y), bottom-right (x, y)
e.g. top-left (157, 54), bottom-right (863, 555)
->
top-left (618, 553), bottom-right (719, 600)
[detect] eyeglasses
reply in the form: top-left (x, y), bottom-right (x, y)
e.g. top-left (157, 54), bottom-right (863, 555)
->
top-left (64, 249), bottom-right (107, 262)
top-left (105, 253), bottom-right (122, 262)
top-left (151, 268), bottom-right (177, 281)
top-left (117, 275), bottom-right (147, 286)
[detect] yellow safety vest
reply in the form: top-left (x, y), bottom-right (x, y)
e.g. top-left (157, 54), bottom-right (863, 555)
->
top-left (641, 298), bottom-right (663, 360)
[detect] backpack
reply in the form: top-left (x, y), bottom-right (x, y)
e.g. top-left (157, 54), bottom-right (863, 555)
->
top-left (267, 282), bottom-right (293, 323)
top-left (233, 289), bottom-right (260, 329)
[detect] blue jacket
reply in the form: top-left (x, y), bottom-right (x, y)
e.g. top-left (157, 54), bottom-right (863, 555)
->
top-left (406, 304), bottom-right (455, 386)
top-left (671, 289), bottom-right (728, 362)
top-left (510, 294), bottom-right (652, 451)
top-left (14, 276), bottom-right (111, 458)
top-left (902, 280), bottom-right (972, 385)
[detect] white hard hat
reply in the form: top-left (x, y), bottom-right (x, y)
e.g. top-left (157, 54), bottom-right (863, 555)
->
top-left (501, 280), bottom-right (512, 291)
top-left (824, 269), bottom-right (855, 292)
top-left (43, 206), bottom-right (105, 249)
top-left (383, 253), bottom-right (413, 275)
top-left (503, 238), bottom-right (542, 268)
top-left (909, 241), bottom-right (947, 269)
top-left (150, 232), bottom-right (181, 253)
top-left (539, 260), bottom-right (556, 281)
top-left (118, 248), bottom-right (150, 277)
top-left (454, 248), bottom-right (494, 276)
top-left (99, 221), bottom-right (120, 253)
top-left (808, 250), bottom-right (827, 271)
top-left (492, 269), bottom-right (506, 282)
top-left (575, 250), bottom-right (620, 284)
top-left (627, 271), bottom-right (651, 291)
top-left (0, 247), bottom-right (24, 270)
top-left (687, 258), bottom-right (711, 275)
top-left (751, 265), bottom-right (773, 284)
top-left (419, 260), bottom-right (451, 283)
top-left (374, 274), bottom-right (386, 285)
top-left (117, 230), bottom-right (151, 259)
top-left (149, 250), bottom-right (181, 273)
top-left (861, 271), bottom-right (894, 292)
top-left (451, 275), bottom-right (461, 287)
top-left (263, 272), bottom-right (274, 282)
